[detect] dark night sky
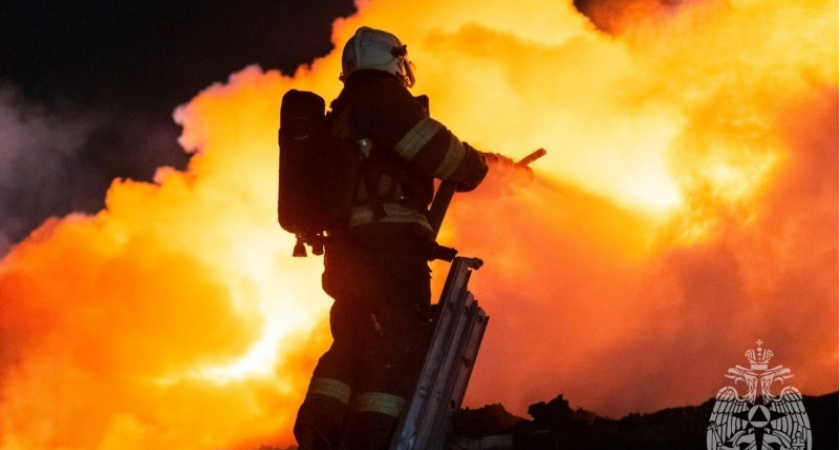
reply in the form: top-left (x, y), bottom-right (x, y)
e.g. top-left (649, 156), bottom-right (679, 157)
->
top-left (0, 0), bottom-right (356, 254)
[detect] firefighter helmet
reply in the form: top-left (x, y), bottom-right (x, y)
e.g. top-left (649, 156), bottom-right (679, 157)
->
top-left (340, 26), bottom-right (416, 88)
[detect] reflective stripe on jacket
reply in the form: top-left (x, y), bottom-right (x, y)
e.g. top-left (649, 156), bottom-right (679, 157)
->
top-left (333, 70), bottom-right (488, 230)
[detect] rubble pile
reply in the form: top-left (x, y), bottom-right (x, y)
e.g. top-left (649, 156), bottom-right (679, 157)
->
top-left (450, 392), bottom-right (838, 450)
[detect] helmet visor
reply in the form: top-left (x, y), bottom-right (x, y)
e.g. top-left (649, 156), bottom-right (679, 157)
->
top-left (391, 44), bottom-right (416, 88)
top-left (402, 58), bottom-right (416, 88)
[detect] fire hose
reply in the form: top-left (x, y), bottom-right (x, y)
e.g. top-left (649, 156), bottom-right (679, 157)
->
top-left (426, 148), bottom-right (547, 260)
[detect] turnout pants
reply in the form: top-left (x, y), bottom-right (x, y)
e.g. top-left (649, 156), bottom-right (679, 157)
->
top-left (294, 227), bottom-right (432, 450)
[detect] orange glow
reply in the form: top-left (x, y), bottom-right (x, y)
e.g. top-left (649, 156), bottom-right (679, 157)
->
top-left (0, 0), bottom-right (837, 448)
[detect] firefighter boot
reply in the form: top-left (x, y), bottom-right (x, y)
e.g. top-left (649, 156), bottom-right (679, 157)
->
top-left (294, 391), bottom-right (349, 450)
top-left (340, 411), bottom-right (399, 450)
top-left (296, 424), bottom-right (330, 450)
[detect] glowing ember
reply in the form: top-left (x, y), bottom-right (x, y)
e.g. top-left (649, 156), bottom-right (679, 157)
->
top-left (0, 0), bottom-right (836, 448)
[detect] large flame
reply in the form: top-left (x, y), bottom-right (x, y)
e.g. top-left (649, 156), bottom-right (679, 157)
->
top-left (1, 0), bottom-right (837, 448)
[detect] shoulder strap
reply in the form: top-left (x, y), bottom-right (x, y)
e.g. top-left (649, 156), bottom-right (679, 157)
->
top-left (328, 95), bottom-right (388, 221)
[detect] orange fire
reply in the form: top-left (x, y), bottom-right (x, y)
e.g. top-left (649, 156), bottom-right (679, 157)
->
top-left (0, 0), bottom-right (836, 448)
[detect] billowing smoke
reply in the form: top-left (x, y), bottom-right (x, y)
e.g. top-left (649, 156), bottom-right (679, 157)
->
top-left (0, 85), bottom-right (104, 256)
top-left (0, 0), bottom-right (836, 448)
top-left (0, 84), bottom-right (187, 259)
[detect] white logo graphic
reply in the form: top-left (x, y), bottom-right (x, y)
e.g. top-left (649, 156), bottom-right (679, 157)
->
top-left (707, 340), bottom-right (812, 450)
